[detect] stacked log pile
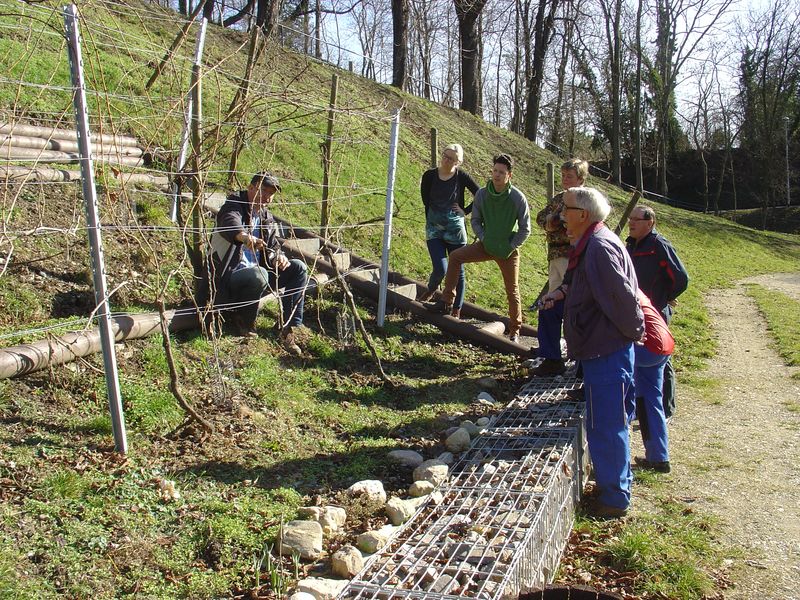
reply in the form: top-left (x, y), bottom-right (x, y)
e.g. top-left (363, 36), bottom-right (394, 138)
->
top-left (0, 122), bottom-right (169, 186)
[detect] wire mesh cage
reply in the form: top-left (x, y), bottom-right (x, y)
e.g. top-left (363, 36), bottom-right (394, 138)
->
top-left (338, 370), bottom-right (587, 600)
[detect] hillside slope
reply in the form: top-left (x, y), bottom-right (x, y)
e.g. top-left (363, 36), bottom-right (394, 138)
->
top-left (2, 1), bottom-right (800, 599)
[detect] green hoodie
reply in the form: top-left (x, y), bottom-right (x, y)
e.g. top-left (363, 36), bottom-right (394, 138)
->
top-left (481, 181), bottom-right (519, 258)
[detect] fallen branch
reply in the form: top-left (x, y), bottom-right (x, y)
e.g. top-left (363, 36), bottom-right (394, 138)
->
top-left (158, 299), bottom-right (214, 436)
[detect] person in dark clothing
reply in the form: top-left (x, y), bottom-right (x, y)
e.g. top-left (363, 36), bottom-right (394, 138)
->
top-left (209, 172), bottom-right (308, 355)
top-left (418, 143), bottom-right (479, 318)
top-left (626, 205), bottom-right (689, 418)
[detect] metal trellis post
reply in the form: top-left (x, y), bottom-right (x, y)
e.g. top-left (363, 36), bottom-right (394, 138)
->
top-left (170, 18), bottom-right (207, 222)
top-left (377, 109), bottom-right (401, 327)
top-left (63, 3), bottom-right (127, 454)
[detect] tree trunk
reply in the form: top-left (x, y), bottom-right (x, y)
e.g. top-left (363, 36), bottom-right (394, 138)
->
top-left (454, 0), bottom-right (487, 116)
top-left (610, 0), bottom-right (622, 184)
top-left (391, 0), bottom-right (409, 89)
top-left (549, 17), bottom-right (571, 152)
top-left (255, 0), bottom-right (281, 36)
top-left (634, 0), bottom-right (644, 191)
top-left (522, 0), bottom-right (559, 142)
top-left (203, 0), bottom-right (214, 21)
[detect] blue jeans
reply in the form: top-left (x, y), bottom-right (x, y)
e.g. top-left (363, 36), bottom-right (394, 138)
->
top-left (537, 299), bottom-right (564, 359)
top-left (582, 344), bottom-right (635, 510)
top-left (426, 238), bottom-right (466, 309)
top-left (633, 345), bottom-right (670, 463)
top-left (228, 259), bottom-right (307, 328)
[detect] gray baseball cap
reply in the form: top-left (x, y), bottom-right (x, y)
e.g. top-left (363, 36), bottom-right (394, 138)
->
top-left (251, 172), bottom-right (282, 191)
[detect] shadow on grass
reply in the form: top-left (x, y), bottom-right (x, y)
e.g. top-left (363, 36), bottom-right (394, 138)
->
top-left (180, 443), bottom-right (414, 496)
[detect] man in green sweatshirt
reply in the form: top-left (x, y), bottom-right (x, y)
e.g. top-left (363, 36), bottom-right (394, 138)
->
top-left (425, 153), bottom-right (531, 342)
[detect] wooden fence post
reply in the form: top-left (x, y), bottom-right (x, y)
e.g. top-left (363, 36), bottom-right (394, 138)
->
top-left (430, 128), bottom-right (438, 168)
top-left (320, 74), bottom-right (339, 240)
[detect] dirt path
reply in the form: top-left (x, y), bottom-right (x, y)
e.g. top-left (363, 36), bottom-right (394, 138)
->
top-left (668, 273), bottom-right (800, 599)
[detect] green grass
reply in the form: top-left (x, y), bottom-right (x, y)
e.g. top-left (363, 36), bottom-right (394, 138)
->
top-left (744, 284), bottom-right (800, 368)
top-left (570, 499), bottom-right (722, 600)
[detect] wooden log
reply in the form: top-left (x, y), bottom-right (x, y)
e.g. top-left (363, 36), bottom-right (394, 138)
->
top-left (478, 321), bottom-right (506, 336)
top-left (0, 165), bottom-right (170, 188)
top-left (0, 311), bottom-right (199, 380)
top-left (1, 134), bottom-right (143, 156)
top-left (0, 147), bottom-right (144, 166)
top-left (0, 122), bottom-right (140, 148)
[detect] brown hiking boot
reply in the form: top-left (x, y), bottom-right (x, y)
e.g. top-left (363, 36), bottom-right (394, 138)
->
top-left (229, 313), bottom-right (257, 339)
top-left (450, 307), bottom-right (461, 319)
top-left (416, 288), bottom-right (435, 302)
top-left (424, 299), bottom-right (453, 314)
top-left (280, 328), bottom-right (303, 356)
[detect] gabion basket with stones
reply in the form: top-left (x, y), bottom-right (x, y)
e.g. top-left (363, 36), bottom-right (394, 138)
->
top-left (338, 366), bottom-right (588, 599)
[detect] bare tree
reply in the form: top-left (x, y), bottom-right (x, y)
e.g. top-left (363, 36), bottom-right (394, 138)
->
top-left (454, 0), bottom-right (488, 115)
top-left (520, 0), bottom-right (560, 142)
top-left (391, 0), bottom-right (410, 88)
top-left (738, 0), bottom-right (799, 225)
top-left (652, 0), bottom-right (734, 196)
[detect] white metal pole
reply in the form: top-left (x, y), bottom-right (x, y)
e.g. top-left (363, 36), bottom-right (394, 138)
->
top-left (377, 109), bottom-right (401, 327)
top-left (63, 4), bottom-right (127, 454)
top-left (170, 18), bottom-right (208, 222)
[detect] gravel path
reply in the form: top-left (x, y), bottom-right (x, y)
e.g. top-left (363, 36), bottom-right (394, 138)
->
top-left (668, 273), bottom-right (800, 599)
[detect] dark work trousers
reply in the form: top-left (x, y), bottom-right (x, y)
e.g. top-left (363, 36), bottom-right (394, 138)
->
top-left (536, 299), bottom-right (564, 360)
top-left (228, 259), bottom-right (308, 329)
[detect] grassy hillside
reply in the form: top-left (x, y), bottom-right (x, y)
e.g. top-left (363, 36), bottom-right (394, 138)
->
top-left (719, 206), bottom-right (800, 234)
top-left (1, 1), bottom-right (799, 598)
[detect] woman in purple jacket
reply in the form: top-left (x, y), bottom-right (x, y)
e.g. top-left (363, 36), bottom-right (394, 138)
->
top-left (540, 187), bottom-right (644, 518)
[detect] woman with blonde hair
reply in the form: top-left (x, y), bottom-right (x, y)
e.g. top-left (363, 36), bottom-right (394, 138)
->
top-left (418, 143), bottom-right (479, 318)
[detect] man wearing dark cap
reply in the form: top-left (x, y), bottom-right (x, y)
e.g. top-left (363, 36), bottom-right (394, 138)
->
top-left (209, 172), bottom-right (308, 354)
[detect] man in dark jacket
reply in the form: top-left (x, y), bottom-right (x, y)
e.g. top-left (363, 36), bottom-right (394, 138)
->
top-left (209, 172), bottom-right (308, 354)
top-left (626, 205), bottom-right (689, 418)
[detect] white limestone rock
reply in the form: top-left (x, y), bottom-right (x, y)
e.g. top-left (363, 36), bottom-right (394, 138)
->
top-left (459, 420), bottom-right (480, 437)
top-left (280, 520), bottom-right (323, 560)
top-left (436, 451), bottom-right (455, 465)
top-left (346, 479), bottom-right (387, 505)
top-left (387, 449), bottom-right (424, 468)
top-left (295, 577), bottom-right (348, 600)
top-left (413, 460), bottom-right (449, 486)
top-left (356, 529), bottom-right (390, 554)
top-left (476, 391), bottom-right (496, 405)
top-left (409, 480), bottom-right (435, 497)
top-left (445, 428), bottom-right (471, 453)
top-left (331, 544), bottom-right (364, 578)
top-left (385, 496), bottom-right (427, 526)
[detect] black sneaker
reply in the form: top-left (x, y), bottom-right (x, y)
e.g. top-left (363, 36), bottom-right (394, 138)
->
top-left (530, 358), bottom-right (566, 376)
top-left (565, 387), bottom-right (584, 402)
top-left (633, 456), bottom-right (671, 473)
top-left (423, 299), bottom-right (453, 314)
